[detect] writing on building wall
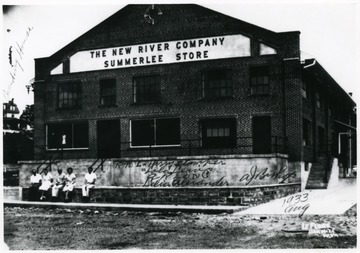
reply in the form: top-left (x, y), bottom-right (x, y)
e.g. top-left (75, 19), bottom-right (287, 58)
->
top-left (239, 165), bottom-right (297, 185)
top-left (114, 158), bottom-right (295, 187)
top-left (116, 160), bottom-right (229, 187)
top-left (69, 34), bottom-right (251, 73)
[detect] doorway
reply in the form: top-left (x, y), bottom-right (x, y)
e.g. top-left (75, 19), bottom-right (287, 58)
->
top-left (252, 116), bottom-right (272, 154)
top-left (97, 120), bottom-right (120, 158)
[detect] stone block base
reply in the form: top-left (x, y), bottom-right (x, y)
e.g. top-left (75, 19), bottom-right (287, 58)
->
top-left (22, 184), bottom-right (300, 206)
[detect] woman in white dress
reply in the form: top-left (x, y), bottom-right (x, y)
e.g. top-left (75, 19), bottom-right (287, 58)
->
top-left (63, 167), bottom-right (76, 201)
top-left (39, 168), bottom-right (53, 200)
top-left (51, 168), bottom-right (66, 199)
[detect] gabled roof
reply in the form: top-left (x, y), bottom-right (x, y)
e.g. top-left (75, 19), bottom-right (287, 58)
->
top-left (3, 99), bottom-right (20, 115)
top-left (302, 59), bottom-right (356, 107)
top-left (35, 4), bottom-right (300, 79)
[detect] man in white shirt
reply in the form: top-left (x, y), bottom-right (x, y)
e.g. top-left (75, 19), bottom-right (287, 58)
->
top-left (29, 169), bottom-right (42, 201)
top-left (82, 167), bottom-right (97, 200)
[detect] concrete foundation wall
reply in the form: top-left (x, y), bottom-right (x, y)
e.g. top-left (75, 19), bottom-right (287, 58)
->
top-left (3, 187), bottom-right (22, 201)
top-left (21, 184), bottom-right (300, 206)
top-left (18, 154), bottom-right (299, 188)
top-left (327, 158), bottom-right (357, 189)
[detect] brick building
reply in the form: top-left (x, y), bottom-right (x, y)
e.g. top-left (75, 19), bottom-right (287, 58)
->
top-left (16, 4), bottom-right (356, 204)
top-left (34, 4), bottom-right (302, 159)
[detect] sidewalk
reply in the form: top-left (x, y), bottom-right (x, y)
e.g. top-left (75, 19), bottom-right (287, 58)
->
top-left (3, 200), bottom-right (247, 214)
top-left (4, 183), bottom-right (356, 215)
top-left (236, 183), bottom-right (357, 215)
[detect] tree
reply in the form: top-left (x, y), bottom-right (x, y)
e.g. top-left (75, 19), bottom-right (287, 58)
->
top-left (3, 104), bottom-right (34, 164)
top-left (19, 104), bottom-right (34, 130)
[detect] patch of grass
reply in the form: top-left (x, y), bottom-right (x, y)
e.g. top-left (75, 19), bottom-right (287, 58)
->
top-left (261, 234), bottom-right (357, 249)
top-left (4, 207), bottom-right (357, 249)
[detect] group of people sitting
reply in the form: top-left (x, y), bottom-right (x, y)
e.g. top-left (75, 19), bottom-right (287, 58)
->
top-left (29, 167), bottom-right (97, 202)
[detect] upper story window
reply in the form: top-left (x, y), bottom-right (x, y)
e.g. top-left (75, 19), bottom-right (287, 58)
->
top-left (318, 126), bottom-right (325, 151)
top-left (302, 82), bottom-right (309, 99)
top-left (316, 91), bottom-right (324, 110)
top-left (250, 66), bottom-right (270, 95)
top-left (201, 69), bottom-right (232, 99)
top-left (200, 118), bottom-right (236, 148)
top-left (58, 82), bottom-right (82, 109)
top-left (329, 107), bottom-right (333, 117)
top-left (133, 75), bottom-right (160, 104)
top-left (303, 118), bottom-right (311, 147)
top-left (100, 79), bottom-right (116, 106)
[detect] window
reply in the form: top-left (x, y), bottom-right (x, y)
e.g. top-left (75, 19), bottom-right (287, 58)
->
top-left (318, 126), bottom-right (325, 151)
top-left (58, 82), bottom-right (82, 109)
top-left (200, 118), bottom-right (236, 148)
top-left (250, 66), bottom-right (270, 95)
top-left (316, 91), bottom-right (323, 110)
top-left (133, 75), bottom-right (160, 104)
top-left (100, 79), bottom-right (116, 106)
top-left (201, 69), bottom-right (232, 99)
top-left (303, 119), bottom-right (311, 146)
top-left (47, 122), bottom-right (88, 149)
top-left (131, 118), bottom-right (180, 147)
top-left (302, 82), bottom-right (309, 99)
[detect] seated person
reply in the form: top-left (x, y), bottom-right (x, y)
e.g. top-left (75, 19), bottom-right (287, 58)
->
top-left (63, 167), bottom-right (76, 201)
top-left (82, 167), bottom-right (97, 201)
top-left (39, 168), bottom-right (53, 200)
top-left (51, 168), bottom-right (66, 200)
top-left (29, 169), bottom-right (42, 201)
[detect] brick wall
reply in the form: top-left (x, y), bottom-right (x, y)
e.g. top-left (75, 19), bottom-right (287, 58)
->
top-left (34, 4), bottom-right (303, 161)
top-left (21, 184), bottom-right (300, 206)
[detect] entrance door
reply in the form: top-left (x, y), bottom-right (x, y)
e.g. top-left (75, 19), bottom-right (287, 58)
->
top-left (252, 116), bottom-right (272, 154)
top-left (97, 120), bottom-right (120, 158)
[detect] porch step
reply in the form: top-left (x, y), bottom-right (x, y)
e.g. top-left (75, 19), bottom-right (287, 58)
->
top-left (305, 157), bottom-right (332, 190)
top-left (304, 183), bottom-right (328, 189)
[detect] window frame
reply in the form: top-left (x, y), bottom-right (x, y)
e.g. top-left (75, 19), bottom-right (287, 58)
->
top-left (201, 69), bottom-right (233, 100)
top-left (249, 66), bottom-right (270, 95)
top-left (302, 118), bottom-right (311, 147)
top-left (130, 118), bottom-right (181, 148)
top-left (316, 91), bottom-right (324, 110)
top-left (302, 81), bottom-right (309, 100)
top-left (99, 78), bottom-right (117, 106)
top-left (200, 118), bottom-right (237, 148)
top-left (57, 81), bottom-right (82, 109)
top-left (46, 122), bottom-right (89, 151)
top-left (133, 75), bottom-right (161, 104)
top-left (317, 126), bottom-right (325, 151)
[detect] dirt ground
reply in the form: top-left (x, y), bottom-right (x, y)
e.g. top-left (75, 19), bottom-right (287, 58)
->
top-left (3, 205), bottom-right (357, 250)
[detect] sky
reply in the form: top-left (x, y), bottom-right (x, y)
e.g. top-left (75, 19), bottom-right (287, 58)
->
top-left (2, 0), bottom-right (359, 113)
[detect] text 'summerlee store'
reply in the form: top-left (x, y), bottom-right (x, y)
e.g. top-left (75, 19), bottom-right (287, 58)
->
top-left (69, 34), bottom-right (251, 73)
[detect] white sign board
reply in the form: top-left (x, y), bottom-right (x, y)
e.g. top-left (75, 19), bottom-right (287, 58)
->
top-left (69, 34), bottom-right (251, 73)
